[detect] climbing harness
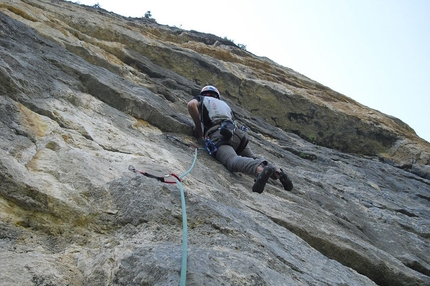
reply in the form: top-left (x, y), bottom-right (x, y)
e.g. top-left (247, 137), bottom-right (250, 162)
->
top-left (129, 135), bottom-right (200, 286)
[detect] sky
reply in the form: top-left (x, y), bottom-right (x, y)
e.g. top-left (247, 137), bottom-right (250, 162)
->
top-left (68, 0), bottom-right (430, 143)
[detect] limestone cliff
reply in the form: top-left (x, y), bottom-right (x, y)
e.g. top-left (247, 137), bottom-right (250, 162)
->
top-left (0, 0), bottom-right (429, 285)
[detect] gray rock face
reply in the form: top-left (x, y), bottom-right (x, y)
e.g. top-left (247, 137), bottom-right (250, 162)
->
top-left (0, 1), bottom-right (429, 285)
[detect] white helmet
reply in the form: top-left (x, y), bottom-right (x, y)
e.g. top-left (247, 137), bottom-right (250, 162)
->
top-left (200, 85), bottom-right (220, 99)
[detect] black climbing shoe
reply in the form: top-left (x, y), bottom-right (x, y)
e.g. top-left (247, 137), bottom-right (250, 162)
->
top-left (278, 168), bottom-right (293, 191)
top-left (252, 166), bottom-right (275, 194)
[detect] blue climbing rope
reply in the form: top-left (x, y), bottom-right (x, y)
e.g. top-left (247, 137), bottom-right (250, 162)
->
top-left (130, 136), bottom-right (200, 286)
top-left (176, 179), bottom-right (188, 286)
top-left (180, 147), bottom-right (199, 179)
top-left (176, 147), bottom-right (198, 286)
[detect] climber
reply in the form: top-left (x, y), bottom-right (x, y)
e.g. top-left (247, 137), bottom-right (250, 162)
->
top-left (187, 85), bottom-right (293, 193)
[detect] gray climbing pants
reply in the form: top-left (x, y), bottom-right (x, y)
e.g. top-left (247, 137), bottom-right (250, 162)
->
top-left (209, 129), bottom-right (266, 176)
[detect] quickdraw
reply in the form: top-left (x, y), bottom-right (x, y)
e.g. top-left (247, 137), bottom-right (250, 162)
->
top-left (128, 134), bottom-right (201, 286)
top-left (128, 165), bottom-right (181, 184)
